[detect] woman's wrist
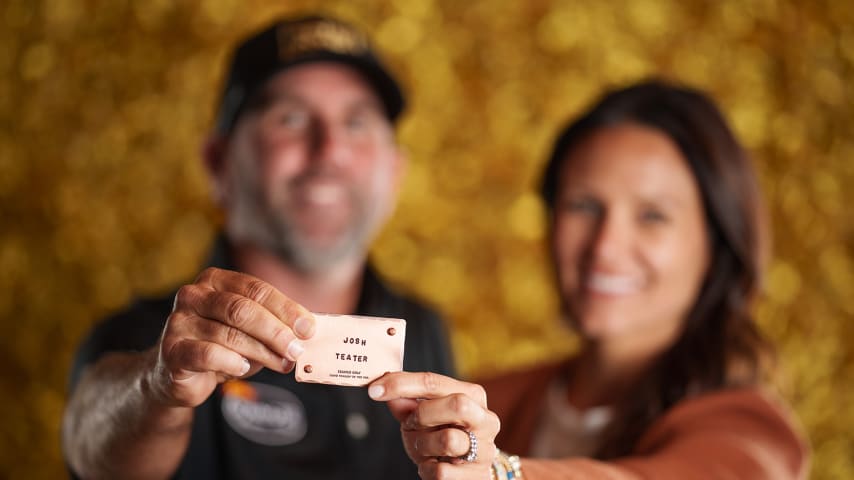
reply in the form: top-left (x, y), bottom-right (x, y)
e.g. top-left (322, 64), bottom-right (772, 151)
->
top-left (491, 449), bottom-right (523, 479)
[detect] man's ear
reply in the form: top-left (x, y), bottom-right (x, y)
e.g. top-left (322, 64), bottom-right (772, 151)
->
top-left (201, 134), bottom-right (230, 206)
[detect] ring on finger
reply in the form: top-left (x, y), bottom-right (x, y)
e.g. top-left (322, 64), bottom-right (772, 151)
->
top-left (459, 429), bottom-right (477, 462)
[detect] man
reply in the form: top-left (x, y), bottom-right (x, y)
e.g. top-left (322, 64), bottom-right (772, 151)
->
top-left (62, 15), bottom-right (455, 479)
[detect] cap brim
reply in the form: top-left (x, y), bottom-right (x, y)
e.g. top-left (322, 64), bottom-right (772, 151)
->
top-left (283, 51), bottom-right (405, 122)
top-left (217, 51), bottom-right (405, 133)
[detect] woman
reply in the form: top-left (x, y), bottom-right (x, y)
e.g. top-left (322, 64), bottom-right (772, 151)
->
top-left (368, 81), bottom-right (810, 479)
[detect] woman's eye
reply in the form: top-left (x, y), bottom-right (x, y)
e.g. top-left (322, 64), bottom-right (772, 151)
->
top-left (562, 198), bottom-right (601, 215)
top-left (345, 115), bottom-right (369, 131)
top-left (639, 209), bottom-right (668, 224)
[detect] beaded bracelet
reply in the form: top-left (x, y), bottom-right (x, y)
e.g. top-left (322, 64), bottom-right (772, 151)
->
top-left (491, 449), bottom-right (523, 479)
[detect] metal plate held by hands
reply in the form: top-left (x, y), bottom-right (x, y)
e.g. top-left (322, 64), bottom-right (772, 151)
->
top-left (295, 313), bottom-right (406, 387)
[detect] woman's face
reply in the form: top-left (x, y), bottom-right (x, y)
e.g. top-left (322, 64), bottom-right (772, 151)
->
top-left (552, 123), bottom-right (710, 353)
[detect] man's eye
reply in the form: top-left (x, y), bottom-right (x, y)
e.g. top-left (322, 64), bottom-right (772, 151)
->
top-left (278, 111), bottom-right (308, 128)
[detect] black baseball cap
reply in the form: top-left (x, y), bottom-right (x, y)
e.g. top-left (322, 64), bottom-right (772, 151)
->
top-left (214, 15), bottom-right (406, 133)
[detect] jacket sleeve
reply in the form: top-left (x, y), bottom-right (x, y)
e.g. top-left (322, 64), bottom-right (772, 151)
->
top-left (518, 388), bottom-right (809, 480)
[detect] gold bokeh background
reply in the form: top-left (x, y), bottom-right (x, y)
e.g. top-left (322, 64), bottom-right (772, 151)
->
top-left (1, 0), bottom-right (851, 478)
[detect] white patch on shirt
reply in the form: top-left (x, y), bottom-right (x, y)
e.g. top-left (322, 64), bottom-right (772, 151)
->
top-left (221, 381), bottom-right (308, 446)
top-left (530, 377), bottom-right (613, 458)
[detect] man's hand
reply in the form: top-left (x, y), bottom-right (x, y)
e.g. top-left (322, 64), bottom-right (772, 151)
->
top-left (149, 267), bottom-right (317, 408)
top-left (63, 267), bottom-right (318, 479)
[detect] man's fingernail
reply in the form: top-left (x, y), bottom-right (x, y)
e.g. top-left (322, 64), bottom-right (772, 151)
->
top-left (287, 340), bottom-right (304, 360)
top-left (404, 411), bottom-right (418, 429)
top-left (282, 358), bottom-right (295, 373)
top-left (294, 316), bottom-right (314, 338)
top-left (368, 384), bottom-right (384, 400)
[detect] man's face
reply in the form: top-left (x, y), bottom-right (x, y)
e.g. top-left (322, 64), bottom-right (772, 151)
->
top-left (214, 62), bottom-right (403, 273)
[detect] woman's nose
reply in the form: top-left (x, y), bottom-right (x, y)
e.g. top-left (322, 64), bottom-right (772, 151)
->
top-left (588, 214), bottom-right (631, 265)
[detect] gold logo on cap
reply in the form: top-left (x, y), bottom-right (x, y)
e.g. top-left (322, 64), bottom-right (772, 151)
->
top-left (277, 19), bottom-right (369, 61)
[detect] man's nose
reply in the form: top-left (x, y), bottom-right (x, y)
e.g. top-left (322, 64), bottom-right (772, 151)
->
top-left (310, 121), bottom-right (350, 169)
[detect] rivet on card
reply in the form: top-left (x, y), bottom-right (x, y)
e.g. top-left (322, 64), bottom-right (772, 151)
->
top-left (304, 365), bottom-right (313, 373)
top-left (387, 327), bottom-right (396, 336)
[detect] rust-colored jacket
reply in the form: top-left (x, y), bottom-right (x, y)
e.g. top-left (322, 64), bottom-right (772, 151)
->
top-left (481, 362), bottom-right (810, 480)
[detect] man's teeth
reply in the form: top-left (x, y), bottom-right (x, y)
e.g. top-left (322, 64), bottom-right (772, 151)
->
top-left (587, 273), bottom-right (640, 295)
top-left (305, 184), bottom-right (344, 205)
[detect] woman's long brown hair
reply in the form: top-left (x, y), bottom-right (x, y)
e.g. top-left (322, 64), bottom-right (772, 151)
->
top-left (540, 80), bottom-right (773, 458)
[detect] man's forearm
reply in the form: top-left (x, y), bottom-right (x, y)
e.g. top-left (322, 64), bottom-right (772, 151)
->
top-left (63, 349), bottom-right (193, 480)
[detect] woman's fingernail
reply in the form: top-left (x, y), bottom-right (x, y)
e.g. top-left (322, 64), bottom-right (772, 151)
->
top-left (287, 340), bottom-right (304, 360)
top-left (368, 384), bottom-right (385, 400)
top-left (294, 316), bottom-right (314, 338)
top-left (240, 357), bottom-right (250, 376)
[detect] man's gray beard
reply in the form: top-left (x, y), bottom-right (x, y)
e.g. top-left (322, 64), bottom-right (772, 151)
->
top-left (261, 212), bottom-right (374, 274)
top-left (227, 190), bottom-right (377, 275)
top-left (225, 156), bottom-right (392, 274)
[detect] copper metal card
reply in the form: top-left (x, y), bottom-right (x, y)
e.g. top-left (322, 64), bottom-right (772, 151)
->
top-left (295, 313), bottom-right (406, 387)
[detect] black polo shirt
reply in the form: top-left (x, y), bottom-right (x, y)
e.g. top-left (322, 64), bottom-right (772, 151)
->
top-left (68, 237), bottom-right (455, 479)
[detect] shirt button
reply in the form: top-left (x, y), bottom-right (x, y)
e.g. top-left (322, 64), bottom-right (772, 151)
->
top-left (346, 412), bottom-right (369, 439)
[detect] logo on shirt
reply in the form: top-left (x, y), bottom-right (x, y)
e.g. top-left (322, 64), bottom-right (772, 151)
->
top-left (221, 380), bottom-right (308, 446)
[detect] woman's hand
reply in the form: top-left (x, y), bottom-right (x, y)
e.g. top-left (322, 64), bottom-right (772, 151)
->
top-left (369, 372), bottom-right (501, 479)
